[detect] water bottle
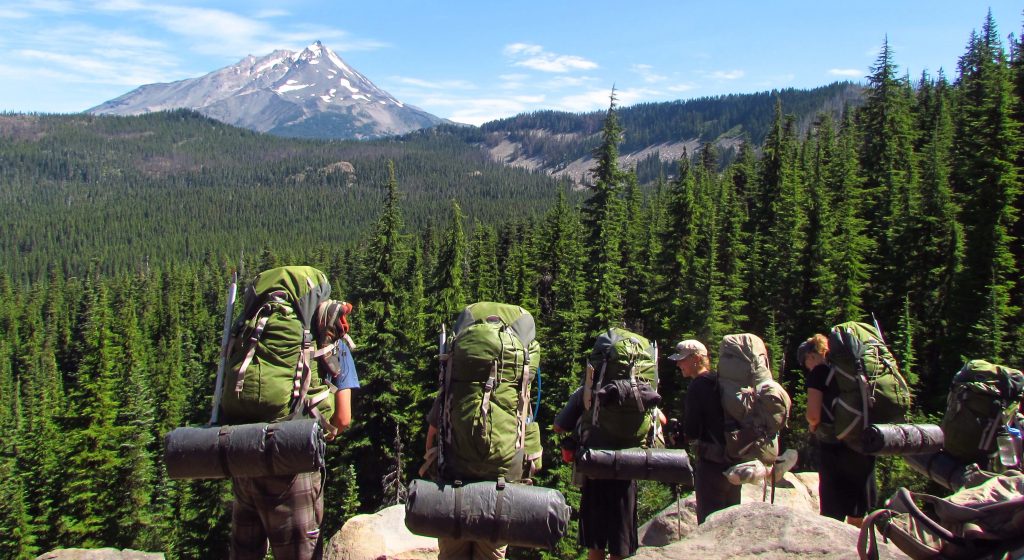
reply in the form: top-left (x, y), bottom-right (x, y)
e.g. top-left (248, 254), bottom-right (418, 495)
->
top-left (997, 427), bottom-right (1018, 467)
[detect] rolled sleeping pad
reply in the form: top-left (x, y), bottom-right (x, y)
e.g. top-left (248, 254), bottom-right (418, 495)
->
top-left (575, 447), bottom-right (694, 488)
top-left (404, 479), bottom-right (570, 550)
top-left (903, 451), bottom-right (970, 491)
top-left (164, 419), bottom-right (326, 480)
top-left (861, 423), bottom-right (944, 456)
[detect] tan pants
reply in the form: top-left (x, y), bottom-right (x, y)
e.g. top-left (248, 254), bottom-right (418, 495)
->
top-left (437, 537), bottom-right (507, 560)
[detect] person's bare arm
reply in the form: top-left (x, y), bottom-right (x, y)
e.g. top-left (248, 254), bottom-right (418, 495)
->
top-left (331, 388), bottom-right (352, 433)
top-left (806, 388), bottom-right (823, 432)
top-left (425, 424), bottom-right (438, 453)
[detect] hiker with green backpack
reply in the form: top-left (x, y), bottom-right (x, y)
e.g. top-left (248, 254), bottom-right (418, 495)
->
top-left (417, 302), bottom-right (553, 560)
top-left (799, 321), bottom-right (911, 528)
top-left (574, 327), bottom-right (662, 560)
top-left (800, 332), bottom-right (876, 527)
top-left (218, 266), bottom-right (359, 560)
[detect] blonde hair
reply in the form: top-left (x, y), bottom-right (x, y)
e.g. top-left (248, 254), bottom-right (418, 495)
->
top-left (797, 333), bottom-right (829, 366)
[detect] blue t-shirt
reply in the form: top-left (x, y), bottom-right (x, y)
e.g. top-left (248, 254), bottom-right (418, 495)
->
top-left (331, 343), bottom-right (361, 390)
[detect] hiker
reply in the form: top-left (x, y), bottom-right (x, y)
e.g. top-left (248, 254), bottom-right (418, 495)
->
top-left (219, 267), bottom-right (357, 560)
top-left (672, 339), bottom-right (741, 524)
top-left (422, 400), bottom-right (509, 560)
top-left (574, 328), bottom-right (662, 560)
top-left (799, 333), bottom-right (876, 527)
top-left (421, 302), bottom-right (543, 560)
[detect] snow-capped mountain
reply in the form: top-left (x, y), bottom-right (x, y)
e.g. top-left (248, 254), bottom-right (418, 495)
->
top-left (88, 41), bottom-right (446, 139)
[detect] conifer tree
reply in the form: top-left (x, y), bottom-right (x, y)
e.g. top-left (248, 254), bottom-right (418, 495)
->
top-left (468, 221), bottom-right (499, 302)
top-left (950, 13), bottom-right (1021, 362)
top-left (582, 92), bottom-right (627, 331)
top-left (818, 111), bottom-right (872, 325)
top-left (858, 38), bottom-right (919, 322)
top-left (58, 275), bottom-right (127, 546)
top-left (908, 71), bottom-right (962, 398)
top-left (657, 155), bottom-right (699, 338)
top-left (434, 201), bottom-right (468, 323)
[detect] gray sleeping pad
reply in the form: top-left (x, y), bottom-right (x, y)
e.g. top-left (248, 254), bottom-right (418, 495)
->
top-left (862, 423), bottom-right (945, 456)
top-left (575, 447), bottom-right (694, 487)
top-left (164, 419), bottom-right (326, 479)
top-left (404, 479), bottom-right (570, 549)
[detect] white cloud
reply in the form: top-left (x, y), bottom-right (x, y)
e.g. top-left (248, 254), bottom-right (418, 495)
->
top-left (504, 42), bottom-right (597, 73)
top-left (0, 7), bottom-right (31, 18)
top-left (17, 49), bottom-right (177, 85)
top-left (25, 0), bottom-right (77, 13)
top-left (710, 70), bottom-right (745, 80)
top-left (390, 76), bottom-right (476, 90)
top-left (667, 83), bottom-right (696, 93)
top-left (632, 64), bottom-right (667, 84)
top-left (553, 87), bottom-right (657, 113)
top-left (829, 68), bottom-right (863, 77)
top-left (416, 95), bottom-right (548, 126)
top-left (255, 9), bottom-right (290, 18)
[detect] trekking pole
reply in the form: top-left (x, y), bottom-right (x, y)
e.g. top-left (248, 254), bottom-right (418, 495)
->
top-left (871, 312), bottom-right (886, 345)
top-left (673, 483), bottom-right (681, 539)
top-left (209, 271), bottom-right (238, 425)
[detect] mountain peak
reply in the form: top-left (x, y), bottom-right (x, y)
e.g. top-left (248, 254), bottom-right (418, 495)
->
top-left (87, 42), bottom-right (445, 139)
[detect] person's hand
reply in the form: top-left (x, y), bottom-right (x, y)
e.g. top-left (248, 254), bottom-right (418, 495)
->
top-left (808, 421), bottom-right (818, 433)
top-left (561, 448), bottom-right (575, 464)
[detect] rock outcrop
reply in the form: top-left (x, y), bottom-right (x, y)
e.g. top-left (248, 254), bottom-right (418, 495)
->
top-left (36, 550), bottom-right (164, 560)
top-left (324, 504), bottom-right (438, 560)
top-left (638, 471), bottom-right (821, 546)
top-left (634, 501), bottom-right (907, 559)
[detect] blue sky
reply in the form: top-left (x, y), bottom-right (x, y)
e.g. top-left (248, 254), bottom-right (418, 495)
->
top-left (1, 1), bottom-right (1021, 125)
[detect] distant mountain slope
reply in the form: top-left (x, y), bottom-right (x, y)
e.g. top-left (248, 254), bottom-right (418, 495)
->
top-left (429, 82), bottom-right (864, 186)
top-left (88, 41), bottom-right (446, 140)
top-left (0, 111), bottom-right (568, 281)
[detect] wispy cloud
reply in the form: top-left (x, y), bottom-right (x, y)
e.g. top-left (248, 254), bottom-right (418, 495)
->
top-left (554, 87), bottom-right (658, 113)
top-left (0, 7), bottom-right (31, 18)
top-left (829, 68), bottom-right (863, 77)
top-left (254, 9), bottom-right (290, 19)
top-left (710, 69), bottom-right (745, 80)
top-left (415, 94), bottom-right (548, 126)
top-left (390, 76), bottom-right (476, 90)
top-left (91, 2), bottom-right (385, 57)
top-left (504, 42), bottom-right (598, 73)
top-left (667, 83), bottom-right (696, 93)
top-left (632, 64), bottom-right (667, 84)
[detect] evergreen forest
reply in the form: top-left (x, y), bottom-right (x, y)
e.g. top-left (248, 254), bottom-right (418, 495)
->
top-left (1, 12), bottom-right (1023, 559)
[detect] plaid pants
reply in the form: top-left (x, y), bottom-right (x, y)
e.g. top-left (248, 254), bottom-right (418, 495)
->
top-left (230, 470), bottom-right (324, 560)
top-left (437, 537), bottom-right (507, 560)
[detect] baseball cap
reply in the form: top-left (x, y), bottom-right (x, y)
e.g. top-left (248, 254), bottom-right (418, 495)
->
top-left (668, 339), bottom-right (707, 361)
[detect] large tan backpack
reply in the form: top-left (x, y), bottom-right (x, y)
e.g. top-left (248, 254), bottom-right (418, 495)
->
top-left (717, 333), bottom-right (791, 464)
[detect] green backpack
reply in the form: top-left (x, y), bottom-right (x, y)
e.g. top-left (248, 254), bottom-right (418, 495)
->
top-left (942, 360), bottom-right (1024, 466)
top-left (219, 266), bottom-right (345, 432)
top-left (579, 328), bottom-right (660, 450)
top-left (827, 321), bottom-right (912, 449)
top-left (718, 333), bottom-right (791, 464)
top-left (438, 302), bottom-right (542, 482)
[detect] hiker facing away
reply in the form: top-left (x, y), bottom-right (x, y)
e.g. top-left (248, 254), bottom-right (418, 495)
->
top-left (799, 334), bottom-right (876, 528)
top-left (221, 271), bottom-right (359, 560)
top-left (672, 339), bottom-right (741, 523)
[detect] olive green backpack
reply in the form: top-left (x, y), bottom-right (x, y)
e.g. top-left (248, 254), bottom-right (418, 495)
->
top-left (827, 321), bottom-right (912, 450)
top-left (219, 266), bottom-right (346, 433)
top-left (437, 302), bottom-right (542, 482)
top-left (942, 360), bottom-right (1024, 467)
top-left (578, 327), bottom-right (661, 450)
